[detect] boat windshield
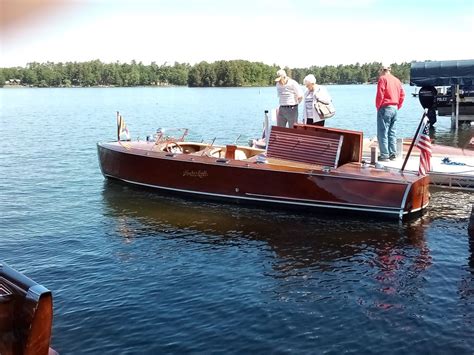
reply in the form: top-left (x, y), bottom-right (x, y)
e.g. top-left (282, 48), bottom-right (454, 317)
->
top-left (154, 128), bottom-right (189, 143)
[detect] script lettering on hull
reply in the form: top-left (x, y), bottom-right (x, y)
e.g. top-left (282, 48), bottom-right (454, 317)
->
top-left (183, 170), bottom-right (208, 179)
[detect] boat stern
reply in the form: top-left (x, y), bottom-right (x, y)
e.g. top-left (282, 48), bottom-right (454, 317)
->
top-left (403, 175), bottom-right (431, 217)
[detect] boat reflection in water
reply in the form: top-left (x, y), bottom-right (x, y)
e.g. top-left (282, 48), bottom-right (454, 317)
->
top-left (101, 180), bottom-right (433, 281)
top-left (99, 180), bottom-right (474, 353)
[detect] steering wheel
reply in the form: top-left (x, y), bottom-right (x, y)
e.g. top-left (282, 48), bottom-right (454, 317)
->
top-left (165, 142), bottom-right (183, 154)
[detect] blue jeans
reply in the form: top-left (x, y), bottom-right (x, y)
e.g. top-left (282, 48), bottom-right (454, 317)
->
top-left (377, 106), bottom-right (398, 158)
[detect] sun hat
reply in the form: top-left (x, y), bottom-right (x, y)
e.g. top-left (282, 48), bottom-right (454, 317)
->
top-left (275, 69), bottom-right (287, 81)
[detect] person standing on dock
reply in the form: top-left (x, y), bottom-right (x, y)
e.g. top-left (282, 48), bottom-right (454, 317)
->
top-left (375, 62), bottom-right (405, 161)
top-left (275, 69), bottom-right (303, 128)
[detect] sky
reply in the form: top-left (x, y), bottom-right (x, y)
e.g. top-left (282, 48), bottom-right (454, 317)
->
top-left (1, 0), bottom-right (473, 68)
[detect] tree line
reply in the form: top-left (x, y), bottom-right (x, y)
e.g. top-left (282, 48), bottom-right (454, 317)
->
top-left (0, 60), bottom-right (410, 88)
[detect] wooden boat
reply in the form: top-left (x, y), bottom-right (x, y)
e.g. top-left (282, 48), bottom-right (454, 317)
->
top-left (97, 123), bottom-right (430, 219)
top-left (0, 263), bottom-right (56, 355)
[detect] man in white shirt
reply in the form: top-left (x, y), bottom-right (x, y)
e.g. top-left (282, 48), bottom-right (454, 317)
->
top-left (275, 69), bottom-right (303, 128)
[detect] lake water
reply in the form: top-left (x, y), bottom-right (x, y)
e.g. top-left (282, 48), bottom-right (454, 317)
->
top-left (0, 86), bottom-right (473, 354)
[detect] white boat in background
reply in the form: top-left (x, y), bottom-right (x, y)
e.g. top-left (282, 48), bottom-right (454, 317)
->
top-left (363, 138), bottom-right (474, 190)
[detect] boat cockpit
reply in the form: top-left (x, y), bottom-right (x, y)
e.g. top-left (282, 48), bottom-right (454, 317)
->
top-left (150, 124), bottom-right (364, 169)
top-left (158, 141), bottom-right (265, 161)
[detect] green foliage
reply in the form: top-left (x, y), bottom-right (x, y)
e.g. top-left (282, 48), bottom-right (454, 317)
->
top-left (0, 60), bottom-right (411, 87)
top-left (0, 69), bottom-right (5, 87)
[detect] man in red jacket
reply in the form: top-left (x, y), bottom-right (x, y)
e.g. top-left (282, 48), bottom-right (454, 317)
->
top-left (375, 62), bottom-right (405, 161)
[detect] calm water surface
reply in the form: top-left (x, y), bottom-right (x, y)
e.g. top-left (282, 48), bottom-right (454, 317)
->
top-left (0, 86), bottom-right (473, 354)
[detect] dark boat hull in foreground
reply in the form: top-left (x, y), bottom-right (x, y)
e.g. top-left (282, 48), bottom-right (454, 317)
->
top-left (98, 125), bottom-right (430, 219)
top-left (0, 263), bottom-right (56, 355)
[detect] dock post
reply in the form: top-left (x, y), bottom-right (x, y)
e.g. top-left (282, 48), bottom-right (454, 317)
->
top-left (370, 146), bottom-right (378, 165)
top-left (264, 110), bottom-right (270, 148)
top-left (451, 85), bottom-right (460, 130)
top-left (469, 204), bottom-right (474, 238)
top-left (397, 138), bottom-right (403, 159)
top-left (455, 85), bottom-right (460, 130)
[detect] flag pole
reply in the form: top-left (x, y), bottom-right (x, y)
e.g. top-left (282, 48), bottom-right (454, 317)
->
top-left (116, 111), bottom-right (121, 141)
top-left (401, 109), bottom-right (427, 172)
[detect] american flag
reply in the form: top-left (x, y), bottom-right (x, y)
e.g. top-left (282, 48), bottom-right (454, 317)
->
top-left (415, 116), bottom-right (432, 175)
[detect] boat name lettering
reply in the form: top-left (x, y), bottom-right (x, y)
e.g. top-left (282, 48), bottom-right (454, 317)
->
top-left (183, 170), bottom-right (208, 178)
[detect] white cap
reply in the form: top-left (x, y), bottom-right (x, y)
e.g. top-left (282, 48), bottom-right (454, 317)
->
top-left (303, 74), bottom-right (316, 85)
top-left (382, 61), bottom-right (391, 70)
top-left (275, 69), bottom-right (287, 81)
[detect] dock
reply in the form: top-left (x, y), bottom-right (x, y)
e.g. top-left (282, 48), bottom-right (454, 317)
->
top-left (363, 139), bottom-right (474, 190)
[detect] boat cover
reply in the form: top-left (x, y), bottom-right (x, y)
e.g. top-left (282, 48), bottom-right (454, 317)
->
top-left (410, 59), bottom-right (474, 86)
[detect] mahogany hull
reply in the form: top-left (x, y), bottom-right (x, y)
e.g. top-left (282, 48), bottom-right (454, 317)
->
top-left (0, 263), bottom-right (56, 355)
top-left (97, 142), bottom-right (430, 219)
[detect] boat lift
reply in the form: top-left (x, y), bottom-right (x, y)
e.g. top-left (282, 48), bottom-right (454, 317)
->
top-left (410, 59), bottom-right (474, 129)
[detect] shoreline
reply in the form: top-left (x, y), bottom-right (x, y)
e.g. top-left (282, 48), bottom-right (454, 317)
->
top-left (0, 82), bottom-right (378, 89)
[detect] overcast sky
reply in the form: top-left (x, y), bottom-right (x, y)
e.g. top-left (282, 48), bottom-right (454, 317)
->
top-left (1, 0), bottom-right (473, 68)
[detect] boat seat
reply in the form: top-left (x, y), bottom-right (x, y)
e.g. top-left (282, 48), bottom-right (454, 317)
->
top-left (209, 148), bottom-right (225, 158)
top-left (267, 126), bottom-right (344, 168)
top-left (187, 147), bottom-right (225, 158)
top-left (234, 149), bottom-right (248, 160)
top-left (187, 146), bottom-right (253, 160)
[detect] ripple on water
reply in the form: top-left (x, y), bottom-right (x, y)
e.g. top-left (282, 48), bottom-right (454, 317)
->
top-left (1, 87), bottom-right (473, 354)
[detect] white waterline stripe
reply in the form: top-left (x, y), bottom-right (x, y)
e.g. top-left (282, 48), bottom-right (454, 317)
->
top-left (400, 184), bottom-right (412, 219)
top-left (245, 192), bottom-right (401, 212)
top-left (105, 174), bottom-right (402, 216)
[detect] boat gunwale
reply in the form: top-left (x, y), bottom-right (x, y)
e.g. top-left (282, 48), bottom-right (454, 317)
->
top-left (97, 141), bottom-right (422, 185)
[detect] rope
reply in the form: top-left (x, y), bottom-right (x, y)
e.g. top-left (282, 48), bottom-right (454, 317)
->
top-left (441, 157), bottom-right (470, 166)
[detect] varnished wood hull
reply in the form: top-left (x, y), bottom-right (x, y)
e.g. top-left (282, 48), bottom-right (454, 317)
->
top-left (0, 263), bottom-right (56, 355)
top-left (97, 141), bottom-right (430, 219)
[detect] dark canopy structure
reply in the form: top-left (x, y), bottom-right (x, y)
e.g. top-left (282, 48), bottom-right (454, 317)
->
top-left (410, 59), bottom-right (474, 86)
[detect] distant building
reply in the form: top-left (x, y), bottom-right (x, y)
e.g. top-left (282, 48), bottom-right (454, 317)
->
top-left (5, 79), bottom-right (21, 85)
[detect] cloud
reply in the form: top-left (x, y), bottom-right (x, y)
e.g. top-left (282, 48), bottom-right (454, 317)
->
top-left (1, 0), bottom-right (473, 67)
